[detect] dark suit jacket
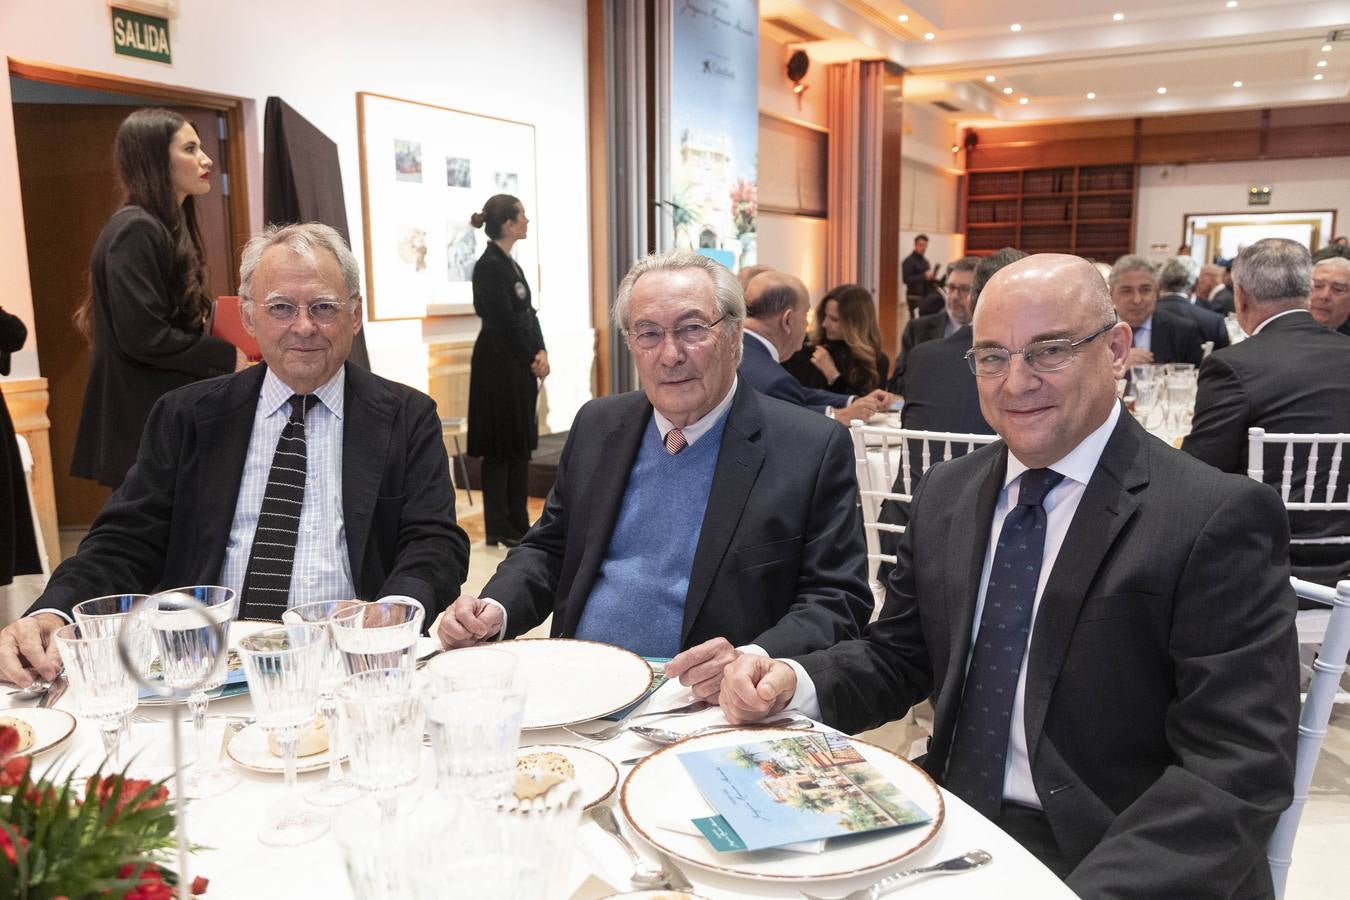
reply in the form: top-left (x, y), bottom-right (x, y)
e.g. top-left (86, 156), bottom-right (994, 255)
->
top-left (1139, 307), bottom-right (1205, 366)
top-left (797, 412), bottom-right (1298, 898)
top-left (1204, 286), bottom-right (1235, 316)
top-left (0, 307), bottom-right (40, 586)
top-left (888, 311), bottom-right (950, 394)
top-left (1158, 293), bottom-right (1230, 350)
top-left (1182, 310), bottom-right (1350, 584)
top-left (483, 382), bottom-right (872, 656)
top-left (31, 362), bottom-right (470, 623)
top-left (739, 333), bottom-right (849, 412)
top-left (899, 326), bottom-right (991, 436)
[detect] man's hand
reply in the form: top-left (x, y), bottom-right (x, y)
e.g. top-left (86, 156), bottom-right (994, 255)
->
top-left (836, 396), bottom-right (879, 424)
top-left (666, 638), bottom-right (740, 702)
top-left (531, 350), bottom-right (550, 380)
top-left (0, 613), bottom-right (65, 687)
top-left (1126, 347), bottom-right (1154, 366)
top-left (436, 595), bottom-right (505, 649)
top-left (864, 388), bottom-right (893, 409)
top-left (719, 654), bottom-right (798, 724)
top-left (809, 346), bottom-right (841, 384)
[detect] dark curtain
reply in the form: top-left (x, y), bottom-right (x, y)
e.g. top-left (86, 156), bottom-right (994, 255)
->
top-left (262, 97), bottom-right (370, 369)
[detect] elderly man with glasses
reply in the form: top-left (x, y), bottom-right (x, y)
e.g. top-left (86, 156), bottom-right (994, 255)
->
top-left (439, 250), bottom-right (872, 701)
top-left (0, 223), bottom-right (470, 687)
top-left (719, 253), bottom-right (1298, 899)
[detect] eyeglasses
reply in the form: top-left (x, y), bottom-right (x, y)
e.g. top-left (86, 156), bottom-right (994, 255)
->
top-left (258, 300), bottom-right (354, 325)
top-left (965, 319), bottom-right (1118, 377)
top-left (624, 315), bottom-right (726, 351)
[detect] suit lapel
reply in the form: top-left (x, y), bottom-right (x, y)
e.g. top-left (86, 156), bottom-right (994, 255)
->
top-left (681, 384), bottom-right (766, 643)
top-left (195, 366), bottom-right (267, 579)
top-left (1022, 413), bottom-right (1147, 760)
top-left (557, 396), bottom-right (650, 637)
top-left (342, 363), bottom-right (394, 587)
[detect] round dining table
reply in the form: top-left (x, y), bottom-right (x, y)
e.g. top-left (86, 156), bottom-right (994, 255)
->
top-left (4, 634), bottom-right (1077, 900)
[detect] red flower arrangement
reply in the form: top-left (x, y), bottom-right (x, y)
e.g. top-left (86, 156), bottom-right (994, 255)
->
top-left (0, 724), bottom-right (208, 899)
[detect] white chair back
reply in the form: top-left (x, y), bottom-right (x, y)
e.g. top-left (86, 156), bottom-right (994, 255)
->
top-left (1247, 428), bottom-right (1350, 546)
top-left (1268, 578), bottom-right (1350, 898)
top-left (13, 433), bottom-right (50, 577)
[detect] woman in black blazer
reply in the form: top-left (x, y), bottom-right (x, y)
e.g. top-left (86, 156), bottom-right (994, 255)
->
top-left (0, 306), bottom-right (41, 586)
top-left (71, 108), bottom-right (243, 488)
top-left (807, 284), bottom-right (889, 395)
top-left (467, 194), bottom-right (548, 546)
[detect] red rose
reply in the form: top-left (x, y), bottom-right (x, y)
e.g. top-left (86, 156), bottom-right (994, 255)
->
top-left (0, 725), bottom-right (19, 762)
top-left (119, 862), bottom-right (175, 900)
top-left (0, 828), bottom-right (29, 866)
top-left (191, 875), bottom-right (209, 894)
top-left (88, 775), bottom-right (170, 821)
top-left (0, 755), bottom-right (30, 788)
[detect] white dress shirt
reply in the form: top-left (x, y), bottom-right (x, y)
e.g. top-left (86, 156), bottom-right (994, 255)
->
top-left (219, 368), bottom-right (355, 608)
top-left (1249, 307), bottom-right (1310, 337)
top-left (786, 403), bottom-right (1123, 808)
top-left (1132, 315), bottom-right (1153, 352)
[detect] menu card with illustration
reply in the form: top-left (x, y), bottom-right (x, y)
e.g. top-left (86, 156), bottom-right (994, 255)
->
top-left (677, 732), bottom-right (932, 853)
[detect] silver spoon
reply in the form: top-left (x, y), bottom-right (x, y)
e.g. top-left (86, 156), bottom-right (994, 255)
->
top-left (6, 667), bottom-right (64, 701)
top-left (798, 850), bottom-right (993, 900)
top-left (589, 805), bottom-right (669, 888)
top-left (630, 714), bottom-right (813, 746)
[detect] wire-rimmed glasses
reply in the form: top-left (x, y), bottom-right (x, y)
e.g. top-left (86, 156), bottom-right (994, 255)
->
top-left (623, 315), bottom-right (727, 351)
top-left (966, 319), bottom-right (1118, 377)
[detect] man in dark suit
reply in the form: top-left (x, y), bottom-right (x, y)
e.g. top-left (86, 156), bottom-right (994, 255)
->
top-left (902, 234), bottom-right (935, 318)
top-left (1206, 264), bottom-right (1235, 315)
top-left (438, 251), bottom-right (873, 701)
top-left (738, 271), bottom-right (886, 423)
top-left (721, 253), bottom-right (1298, 898)
top-left (1157, 256), bottom-right (1231, 350)
top-left (1183, 238), bottom-right (1350, 586)
top-left (1109, 255), bottom-right (1205, 367)
top-left (0, 224), bottom-right (470, 687)
top-left (889, 256), bottom-right (978, 395)
top-left (1309, 254), bottom-right (1350, 337)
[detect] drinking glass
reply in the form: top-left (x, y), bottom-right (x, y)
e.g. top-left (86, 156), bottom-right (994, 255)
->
top-left (330, 598), bottom-right (424, 674)
top-left (53, 622), bottom-right (138, 770)
top-left (281, 599), bottom-right (364, 806)
top-left (425, 646), bottom-right (519, 692)
top-left (1132, 377), bottom-right (1162, 429)
top-left (237, 623), bottom-right (329, 846)
top-left (424, 685), bottom-right (525, 800)
top-left (72, 594), bottom-right (154, 752)
top-left (337, 667), bottom-right (424, 818)
top-left (1165, 372), bottom-right (1197, 435)
top-left (147, 585), bottom-right (238, 797)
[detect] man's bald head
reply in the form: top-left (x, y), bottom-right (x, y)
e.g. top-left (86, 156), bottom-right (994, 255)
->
top-left (744, 271), bottom-right (811, 360)
top-left (737, 264), bottom-right (773, 292)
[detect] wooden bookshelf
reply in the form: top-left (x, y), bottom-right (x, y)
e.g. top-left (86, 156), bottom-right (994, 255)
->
top-left (964, 164), bottom-right (1136, 261)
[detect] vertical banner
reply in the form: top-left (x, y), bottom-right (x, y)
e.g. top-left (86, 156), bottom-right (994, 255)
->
top-left (668, 0), bottom-right (759, 272)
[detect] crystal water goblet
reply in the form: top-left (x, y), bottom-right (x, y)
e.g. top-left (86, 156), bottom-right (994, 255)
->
top-left (330, 598), bottom-right (424, 674)
top-left (53, 622), bottom-right (138, 770)
top-left (337, 666), bottom-right (424, 819)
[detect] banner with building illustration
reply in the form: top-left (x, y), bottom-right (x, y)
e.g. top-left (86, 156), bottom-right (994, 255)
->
top-left (668, 0), bottom-right (758, 271)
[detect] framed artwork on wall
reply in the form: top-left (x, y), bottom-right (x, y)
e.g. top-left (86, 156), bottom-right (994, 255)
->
top-left (356, 91), bottom-right (538, 321)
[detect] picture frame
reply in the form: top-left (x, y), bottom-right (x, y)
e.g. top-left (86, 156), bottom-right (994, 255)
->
top-left (356, 91), bottom-right (539, 321)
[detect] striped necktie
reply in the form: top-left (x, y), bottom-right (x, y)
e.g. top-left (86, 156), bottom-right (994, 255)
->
top-left (239, 394), bottom-right (317, 620)
top-left (664, 428), bottom-right (687, 455)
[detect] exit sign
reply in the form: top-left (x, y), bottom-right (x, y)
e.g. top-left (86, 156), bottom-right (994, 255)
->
top-left (111, 7), bottom-right (172, 65)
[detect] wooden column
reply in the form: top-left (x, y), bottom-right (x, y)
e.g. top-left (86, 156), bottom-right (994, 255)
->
top-left (1, 378), bottom-right (59, 566)
top-left (878, 63), bottom-right (905, 362)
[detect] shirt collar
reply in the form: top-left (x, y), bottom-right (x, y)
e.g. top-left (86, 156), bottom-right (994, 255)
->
top-left (1135, 315), bottom-right (1153, 334)
top-left (260, 366), bottom-right (345, 420)
top-left (1004, 401), bottom-right (1121, 492)
top-left (744, 327), bottom-right (780, 361)
top-left (1251, 307), bottom-right (1310, 336)
top-left (652, 377), bottom-right (738, 448)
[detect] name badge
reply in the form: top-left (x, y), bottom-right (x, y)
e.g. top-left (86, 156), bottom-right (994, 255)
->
top-left (514, 281), bottom-right (527, 300)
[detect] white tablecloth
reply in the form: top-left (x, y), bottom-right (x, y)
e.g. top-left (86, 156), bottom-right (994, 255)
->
top-left (6, 641), bottom-right (1076, 900)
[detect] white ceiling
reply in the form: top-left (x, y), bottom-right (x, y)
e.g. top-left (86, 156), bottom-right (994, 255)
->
top-left (761, 0), bottom-right (1350, 127)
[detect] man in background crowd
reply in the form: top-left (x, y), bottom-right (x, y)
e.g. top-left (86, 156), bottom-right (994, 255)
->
top-left (902, 234), bottom-right (936, 318)
top-left (1109, 255), bottom-right (1204, 367)
top-left (889, 256), bottom-right (978, 396)
top-left (1156, 256), bottom-right (1230, 350)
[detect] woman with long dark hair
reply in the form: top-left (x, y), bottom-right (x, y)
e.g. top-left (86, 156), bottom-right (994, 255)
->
top-left (808, 284), bottom-right (889, 395)
top-left (467, 194), bottom-right (547, 547)
top-left (71, 107), bottom-right (244, 488)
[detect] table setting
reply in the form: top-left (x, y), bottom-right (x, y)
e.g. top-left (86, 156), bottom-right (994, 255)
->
top-left (1122, 362), bottom-right (1197, 446)
top-left (1, 589), bottom-right (1076, 899)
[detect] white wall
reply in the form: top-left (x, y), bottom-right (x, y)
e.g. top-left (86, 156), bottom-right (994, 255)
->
top-left (1137, 156), bottom-right (1350, 261)
top-left (0, 0), bottom-right (593, 431)
top-left (899, 101), bottom-right (964, 320)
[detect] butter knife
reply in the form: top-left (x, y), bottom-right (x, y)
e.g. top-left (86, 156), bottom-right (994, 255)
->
top-left (653, 848), bottom-right (695, 892)
top-left (38, 674), bottom-right (67, 709)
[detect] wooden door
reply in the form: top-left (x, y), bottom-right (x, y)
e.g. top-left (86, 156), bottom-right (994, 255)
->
top-left (13, 101), bottom-right (236, 529)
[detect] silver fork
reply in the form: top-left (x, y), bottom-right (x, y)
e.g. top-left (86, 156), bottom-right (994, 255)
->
top-left (561, 699), bottom-right (709, 742)
top-left (798, 850), bottom-right (993, 900)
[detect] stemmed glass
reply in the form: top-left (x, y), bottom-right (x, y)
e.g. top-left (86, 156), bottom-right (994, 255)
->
top-left (337, 667), bottom-right (424, 819)
top-left (72, 594), bottom-right (152, 747)
top-left (281, 599), bottom-right (364, 806)
top-left (52, 622), bottom-right (139, 770)
top-left (237, 623), bottom-right (329, 846)
top-left (330, 598), bottom-right (424, 674)
top-left (147, 585), bottom-right (238, 797)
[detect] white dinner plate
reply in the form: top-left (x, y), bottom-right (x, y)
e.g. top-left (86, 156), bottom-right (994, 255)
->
top-left (517, 743), bottom-right (617, 810)
top-left (473, 639), bottom-right (654, 730)
top-left (620, 728), bottom-right (944, 883)
top-left (226, 722), bottom-right (345, 775)
top-left (598, 892), bottom-right (712, 900)
top-left (0, 707), bottom-right (77, 756)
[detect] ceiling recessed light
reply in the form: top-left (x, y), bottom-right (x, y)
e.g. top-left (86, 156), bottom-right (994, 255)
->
top-left (1113, 12), bottom-right (1124, 21)
top-left (1322, 44), bottom-right (1333, 52)
top-left (1157, 86), bottom-right (1167, 94)
top-left (1018, 97), bottom-right (1029, 104)
top-left (898, 14), bottom-right (909, 22)
top-left (1315, 73), bottom-right (1324, 80)
top-left (1003, 86), bottom-right (1014, 94)
top-left (1010, 23), bottom-right (1022, 32)
top-left (1233, 80), bottom-right (1243, 87)
top-left (1226, 1), bottom-right (1237, 7)
top-left (986, 74), bottom-right (997, 82)
top-left (924, 32), bottom-right (935, 40)
top-left (1086, 92), bottom-right (1097, 99)
top-left (1317, 60), bottom-right (1328, 68)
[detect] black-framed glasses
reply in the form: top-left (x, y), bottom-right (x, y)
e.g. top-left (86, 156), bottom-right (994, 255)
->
top-left (258, 299), bottom-right (355, 325)
top-left (624, 315), bottom-right (727, 351)
top-left (965, 318), bottom-right (1118, 377)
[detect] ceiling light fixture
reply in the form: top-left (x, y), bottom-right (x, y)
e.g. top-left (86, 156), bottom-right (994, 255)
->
top-left (1003, 86), bottom-right (1014, 94)
top-left (1314, 73), bottom-right (1324, 80)
top-left (924, 32), bottom-right (935, 40)
top-left (1010, 23), bottom-right (1022, 32)
top-left (1113, 12), bottom-right (1124, 21)
top-left (1317, 60), bottom-right (1328, 68)
top-left (1157, 86), bottom-right (1167, 94)
top-left (899, 14), bottom-right (909, 22)
top-left (1086, 92), bottom-right (1096, 99)
top-left (986, 75), bottom-right (996, 82)
top-left (1226, 1), bottom-right (1237, 7)
top-left (1233, 81), bottom-right (1243, 87)
top-left (1322, 44), bottom-right (1332, 52)
top-left (1019, 97), bottom-right (1029, 104)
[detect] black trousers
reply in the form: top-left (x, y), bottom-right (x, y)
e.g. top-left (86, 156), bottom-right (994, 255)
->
top-left (481, 456), bottom-right (529, 541)
top-left (996, 803), bottom-right (1073, 880)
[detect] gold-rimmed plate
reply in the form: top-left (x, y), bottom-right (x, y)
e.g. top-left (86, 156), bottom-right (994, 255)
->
top-left (0, 707), bottom-right (78, 756)
top-left (225, 722), bottom-right (344, 775)
top-left (619, 728), bottom-right (943, 882)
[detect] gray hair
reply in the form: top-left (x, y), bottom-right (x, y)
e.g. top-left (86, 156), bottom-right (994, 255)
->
top-left (1158, 256), bottom-right (1200, 293)
top-left (1232, 238), bottom-right (1312, 304)
top-left (972, 247), bottom-right (1027, 303)
top-left (612, 250), bottom-right (745, 332)
top-left (949, 255), bottom-right (981, 277)
top-left (1315, 255), bottom-right (1350, 276)
top-left (1107, 254), bottom-right (1157, 291)
top-left (239, 222), bottom-right (362, 304)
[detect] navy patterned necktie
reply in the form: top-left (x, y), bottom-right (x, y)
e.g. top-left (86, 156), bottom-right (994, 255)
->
top-left (239, 394), bottom-right (317, 620)
top-left (944, 467), bottom-right (1066, 818)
